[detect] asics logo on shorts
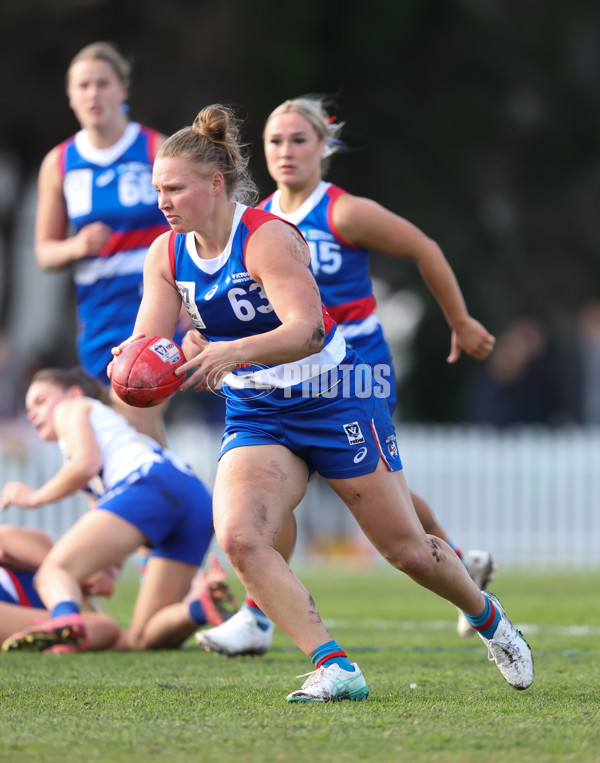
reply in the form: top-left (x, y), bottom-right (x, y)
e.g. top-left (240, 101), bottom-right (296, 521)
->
top-left (353, 447), bottom-right (368, 463)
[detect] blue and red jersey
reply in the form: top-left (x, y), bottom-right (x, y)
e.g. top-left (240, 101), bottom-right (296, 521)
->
top-left (59, 122), bottom-right (169, 381)
top-left (260, 182), bottom-right (396, 411)
top-left (169, 203), bottom-right (347, 406)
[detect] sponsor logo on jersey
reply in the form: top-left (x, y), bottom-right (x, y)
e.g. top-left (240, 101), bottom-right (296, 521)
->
top-left (305, 228), bottom-right (334, 242)
top-left (176, 281), bottom-right (207, 329)
top-left (353, 446), bottom-right (368, 463)
top-left (204, 284), bottom-right (218, 300)
top-left (116, 161), bottom-right (149, 175)
top-left (231, 271), bottom-right (252, 283)
top-left (343, 421), bottom-right (365, 445)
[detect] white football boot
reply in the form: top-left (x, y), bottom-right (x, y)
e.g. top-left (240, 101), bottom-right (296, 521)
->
top-left (478, 592), bottom-right (534, 690)
top-left (286, 662), bottom-right (369, 703)
top-left (457, 549), bottom-right (497, 637)
top-left (195, 606), bottom-right (273, 656)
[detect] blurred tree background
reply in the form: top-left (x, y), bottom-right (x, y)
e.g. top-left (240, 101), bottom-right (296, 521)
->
top-left (1, 0), bottom-right (599, 423)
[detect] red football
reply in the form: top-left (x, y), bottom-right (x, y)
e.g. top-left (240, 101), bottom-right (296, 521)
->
top-left (111, 336), bottom-right (186, 408)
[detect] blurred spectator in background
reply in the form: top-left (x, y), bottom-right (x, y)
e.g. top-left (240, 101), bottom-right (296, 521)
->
top-left (460, 316), bottom-right (562, 427)
top-left (562, 299), bottom-right (600, 425)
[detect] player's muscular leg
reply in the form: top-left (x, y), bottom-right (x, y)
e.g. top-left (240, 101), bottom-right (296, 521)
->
top-left (212, 445), bottom-right (332, 654)
top-left (326, 463), bottom-right (484, 614)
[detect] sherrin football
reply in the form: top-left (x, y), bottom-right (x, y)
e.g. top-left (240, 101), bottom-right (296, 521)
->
top-left (111, 336), bottom-right (186, 408)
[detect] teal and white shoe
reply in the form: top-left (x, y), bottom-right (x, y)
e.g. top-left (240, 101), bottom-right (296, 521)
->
top-left (286, 662), bottom-right (369, 703)
top-left (478, 592), bottom-right (534, 690)
top-left (457, 550), bottom-right (497, 637)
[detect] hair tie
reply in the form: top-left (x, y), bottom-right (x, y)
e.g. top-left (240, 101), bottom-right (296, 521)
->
top-left (323, 137), bottom-right (346, 159)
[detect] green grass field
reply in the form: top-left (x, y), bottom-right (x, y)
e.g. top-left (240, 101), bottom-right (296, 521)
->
top-left (1, 563), bottom-right (599, 763)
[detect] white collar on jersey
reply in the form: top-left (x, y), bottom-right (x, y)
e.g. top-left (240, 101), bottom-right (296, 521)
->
top-left (73, 122), bottom-right (142, 167)
top-left (184, 201), bottom-right (246, 274)
top-left (270, 180), bottom-right (330, 225)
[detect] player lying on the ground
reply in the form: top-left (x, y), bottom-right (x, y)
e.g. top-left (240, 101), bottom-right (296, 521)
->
top-left (0, 524), bottom-right (120, 651)
top-left (0, 367), bottom-right (237, 653)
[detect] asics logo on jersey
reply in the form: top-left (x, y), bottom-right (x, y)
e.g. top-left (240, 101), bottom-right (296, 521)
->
top-left (96, 169), bottom-right (115, 187)
top-left (204, 284), bottom-right (218, 300)
top-left (353, 447), bottom-right (368, 463)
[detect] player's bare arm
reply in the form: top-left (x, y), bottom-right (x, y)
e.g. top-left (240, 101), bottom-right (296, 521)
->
top-left (333, 194), bottom-right (494, 362)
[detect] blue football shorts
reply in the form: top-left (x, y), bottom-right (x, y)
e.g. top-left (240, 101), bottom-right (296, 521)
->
top-left (219, 367), bottom-right (403, 479)
top-left (96, 459), bottom-right (213, 565)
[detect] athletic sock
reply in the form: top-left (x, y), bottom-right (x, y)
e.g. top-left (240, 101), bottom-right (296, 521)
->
top-left (462, 592), bottom-right (501, 639)
top-left (188, 599), bottom-right (207, 626)
top-left (138, 552), bottom-right (149, 582)
top-left (51, 600), bottom-right (80, 618)
top-left (310, 639), bottom-right (354, 672)
top-left (243, 596), bottom-right (272, 632)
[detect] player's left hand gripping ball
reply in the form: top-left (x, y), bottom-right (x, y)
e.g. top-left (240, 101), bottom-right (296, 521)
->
top-left (111, 336), bottom-right (186, 407)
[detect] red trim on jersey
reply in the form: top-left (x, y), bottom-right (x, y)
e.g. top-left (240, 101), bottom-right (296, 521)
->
top-left (326, 185), bottom-right (359, 249)
top-left (322, 307), bottom-right (336, 335)
top-left (325, 294), bottom-right (377, 324)
top-left (140, 125), bottom-right (162, 163)
top-left (240, 207), bottom-right (293, 270)
top-left (168, 230), bottom-right (177, 279)
top-left (5, 568), bottom-right (32, 607)
top-left (98, 225), bottom-right (169, 257)
top-left (58, 137), bottom-right (75, 179)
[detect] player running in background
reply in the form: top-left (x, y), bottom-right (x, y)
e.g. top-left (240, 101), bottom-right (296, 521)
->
top-left (194, 95), bottom-right (497, 658)
top-left (0, 524), bottom-right (120, 652)
top-left (110, 104), bottom-right (533, 700)
top-left (0, 368), bottom-right (236, 653)
top-left (34, 41), bottom-right (177, 444)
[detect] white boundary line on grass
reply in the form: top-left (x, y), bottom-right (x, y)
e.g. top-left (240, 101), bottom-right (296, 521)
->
top-left (324, 618), bottom-right (600, 637)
